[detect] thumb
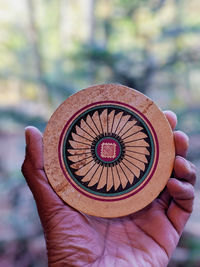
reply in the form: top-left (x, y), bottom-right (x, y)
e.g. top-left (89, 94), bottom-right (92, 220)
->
top-left (21, 126), bottom-right (65, 223)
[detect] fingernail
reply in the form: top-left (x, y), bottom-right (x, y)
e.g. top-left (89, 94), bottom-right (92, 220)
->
top-left (25, 127), bottom-right (30, 145)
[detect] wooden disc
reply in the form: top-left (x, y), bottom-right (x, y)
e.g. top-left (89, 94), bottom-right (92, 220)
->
top-left (44, 84), bottom-right (175, 218)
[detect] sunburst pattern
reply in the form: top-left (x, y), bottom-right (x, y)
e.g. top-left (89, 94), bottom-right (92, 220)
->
top-left (64, 106), bottom-right (152, 193)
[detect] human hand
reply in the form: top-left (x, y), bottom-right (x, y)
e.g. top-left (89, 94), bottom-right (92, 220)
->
top-left (22, 111), bottom-right (196, 267)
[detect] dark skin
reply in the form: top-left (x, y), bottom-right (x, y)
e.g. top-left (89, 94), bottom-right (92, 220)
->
top-left (22, 111), bottom-right (196, 267)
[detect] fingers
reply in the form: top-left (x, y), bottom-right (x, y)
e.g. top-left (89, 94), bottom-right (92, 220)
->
top-left (164, 110), bottom-right (177, 130)
top-left (167, 178), bottom-right (194, 213)
top-left (159, 111), bottom-right (189, 208)
top-left (174, 156), bottom-right (196, 185)
top-left (164, 110), bottom-right (189, 157)
top-left (174, 131), bottom-right (189, 157)
top-left (162, 110), bottom-right (196, 235)
top-left (158, 156), bottom-right (194, 208)
top-left (166, 156), bottom-right (196, 234)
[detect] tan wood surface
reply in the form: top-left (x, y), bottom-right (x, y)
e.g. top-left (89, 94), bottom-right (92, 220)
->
top-left (43, 84), bottom-right (175, 218)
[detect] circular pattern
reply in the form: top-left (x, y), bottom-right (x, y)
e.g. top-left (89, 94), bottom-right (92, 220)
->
top-left (62, 104), bottom-right (155, 197)
top-left (44, 84), bottom-right (175, 217)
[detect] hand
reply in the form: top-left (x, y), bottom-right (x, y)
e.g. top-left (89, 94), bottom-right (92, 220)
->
top-left (22, 111), bottom-right (196, 267)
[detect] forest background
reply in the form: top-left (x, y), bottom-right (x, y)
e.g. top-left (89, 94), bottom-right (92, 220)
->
top-left (0, 0), bottom-right (200, 266)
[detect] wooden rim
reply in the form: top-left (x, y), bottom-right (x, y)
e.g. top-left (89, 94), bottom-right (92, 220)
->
top-left (44, 84), bottom-right (175, 217)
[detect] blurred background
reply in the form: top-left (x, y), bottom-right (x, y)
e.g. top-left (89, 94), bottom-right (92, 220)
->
top-left (0, 0), bottom-right (199, 266)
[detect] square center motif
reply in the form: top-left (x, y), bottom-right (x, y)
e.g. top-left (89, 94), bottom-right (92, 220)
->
top-left (101, 142), bottom-right (116, 158)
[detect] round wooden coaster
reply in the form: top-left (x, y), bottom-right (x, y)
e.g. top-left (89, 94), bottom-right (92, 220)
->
top-left (44, 84), bottom-right (175, 218)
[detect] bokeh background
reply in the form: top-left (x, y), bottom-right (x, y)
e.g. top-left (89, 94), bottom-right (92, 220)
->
top-left (0, 0), bottom-right (200, 266)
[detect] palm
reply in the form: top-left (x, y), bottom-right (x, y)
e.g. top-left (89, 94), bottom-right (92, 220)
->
top-left (44, 188), bottom-right (176, 267)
